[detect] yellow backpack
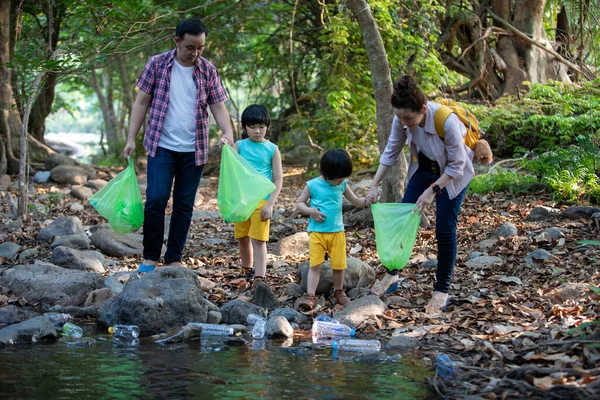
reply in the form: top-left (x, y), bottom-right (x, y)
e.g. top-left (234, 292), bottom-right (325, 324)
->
top-left (433, 98), bottom-right (493, 164)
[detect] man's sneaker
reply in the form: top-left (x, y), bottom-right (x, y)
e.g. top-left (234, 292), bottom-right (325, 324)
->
top-left (294, 294), bottom-right (318, 311)
top-left (331, 289), bottom-right (350, 306)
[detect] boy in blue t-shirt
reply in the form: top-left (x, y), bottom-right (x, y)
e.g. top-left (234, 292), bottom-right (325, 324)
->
top-left (233, 105), bottom-right (283, 287)
top-left (295, 149), bottom-right (367, 310)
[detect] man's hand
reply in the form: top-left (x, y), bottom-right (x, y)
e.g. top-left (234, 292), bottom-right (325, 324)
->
top-left (123, 140), bottom-right (136, 158)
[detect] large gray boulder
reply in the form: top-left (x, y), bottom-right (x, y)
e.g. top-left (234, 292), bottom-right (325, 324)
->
top-left (219, 300), bottom-right (266, 325)
top-left (50, 233), bottom-right (91, 250)
top-left (332, 295), bottom-right (387, 329)
top-left (274, 232), bottom-right (309, 257)
top-left (0, 263), bottom-right (104, 306)
top-left (51, 246), bottom-right (106, 274)
top-left (0, 316), bottom-right (57, 347)
top-left (50, 165), bottom-right (88, 185)
top-left (37, 216), bottom-right (86, 242)
top-left (90, 228), bottom-right (143, 257)
top-left (44, 153), bottom-right (79, 170)
top-left (0, 305), bottom-right (36, 325)
top-left (99, 267), bottom-right (218, 337)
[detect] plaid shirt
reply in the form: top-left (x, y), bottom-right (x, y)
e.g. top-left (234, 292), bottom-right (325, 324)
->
top-left (136, 49), bottom-right (228, 166)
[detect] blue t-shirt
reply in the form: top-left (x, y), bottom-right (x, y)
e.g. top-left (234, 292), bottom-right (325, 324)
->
top-left (306, 177), bottom-right (347, 233)
top-left (237, 139), bottom-right (277, 200)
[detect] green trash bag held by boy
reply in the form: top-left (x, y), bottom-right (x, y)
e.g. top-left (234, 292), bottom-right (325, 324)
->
top-left (371, 203), bottom-right (421, 270)
top-left (89, 157), bottom-right (144, 235)
top-left (217, 143), bottom-right (276, 223)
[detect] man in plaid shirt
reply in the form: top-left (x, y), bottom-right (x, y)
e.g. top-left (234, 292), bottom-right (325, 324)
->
top-left (123, 18), bottom-right (234, 275)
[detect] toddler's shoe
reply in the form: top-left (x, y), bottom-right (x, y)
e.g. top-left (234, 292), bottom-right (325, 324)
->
top-left (295, 294), bottom-right (318, 311)
top-left (331, 289), bottom-right (350, 306)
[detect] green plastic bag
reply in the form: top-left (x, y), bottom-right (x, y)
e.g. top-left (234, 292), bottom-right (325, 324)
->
top-left (89, 158), bottom-right (144, 235)
top-left (217, 144), bottom-right (276, 223)
top-left (371, 203), bottom-right (421, 270)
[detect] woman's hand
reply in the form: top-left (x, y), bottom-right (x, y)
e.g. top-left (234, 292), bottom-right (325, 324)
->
top-left (365, 186), bottom-right (378, 205)
top-left (310, 208), bottom-right (326, 222)
top-left (414, 187), bottom-right (436, 213)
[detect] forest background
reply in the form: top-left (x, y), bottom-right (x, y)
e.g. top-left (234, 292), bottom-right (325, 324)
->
top-left (0, 0), bottom-right (599, 208)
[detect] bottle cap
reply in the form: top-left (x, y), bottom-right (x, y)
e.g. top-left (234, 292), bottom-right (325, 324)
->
top-left (108, 327), bottom-right (115, 334)
top-left (350, 329), bottom-right (356, 336)
top-left (332, 342), bottom-right (339, 350)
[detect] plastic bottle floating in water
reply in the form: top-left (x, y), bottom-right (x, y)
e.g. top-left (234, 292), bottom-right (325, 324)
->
top-left (187, 323), bottom-right (234, 336)
top-left (251, 319), bottom-right (267, 339)
top-left (312, 321), bottom-right (355, 338)
top-left (62, 322), bottom-right (83, 338)
top-left (332, 339), bottom-right (381, 352)
top-left (108, 325), bottom-right (140, 340)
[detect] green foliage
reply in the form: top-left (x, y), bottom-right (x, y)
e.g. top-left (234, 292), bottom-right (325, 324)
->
top-left (469, 170), bottom-right (537, 195)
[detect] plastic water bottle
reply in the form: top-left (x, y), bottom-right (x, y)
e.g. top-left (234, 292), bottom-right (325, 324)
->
top-left (312, 321), bottom-right (355, 338)
top-left (332, 339), bottom-right (381, 352)
top-left (247, 314), bottom-right (266, 325)
top-left (315, 314), bottom-right (339, 324)
top-left (436, 354), bottom-right (456, 379)
top-left (108, 325), bottom-right (140, 340)
top-left (62, 322), bottom-right (83, 338)
top-left (188, 322), bottom-right (234, 336)
top-left (251, 319), bottom-right (267, 339)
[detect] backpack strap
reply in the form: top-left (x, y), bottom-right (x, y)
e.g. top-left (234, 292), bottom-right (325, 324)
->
top-left (433, 104), bottom-right (453, 139)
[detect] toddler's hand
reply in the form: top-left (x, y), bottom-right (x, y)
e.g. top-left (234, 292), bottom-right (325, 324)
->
top-left (260, 204), bottom-right (273, 221)
top-left (365, 187), bottom-right (378, 205)
top-left (311, 208), bottom-right (326, 223)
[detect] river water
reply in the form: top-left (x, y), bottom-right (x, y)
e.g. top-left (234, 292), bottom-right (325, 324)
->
top-left (0, 331), bottom-right (434, 399)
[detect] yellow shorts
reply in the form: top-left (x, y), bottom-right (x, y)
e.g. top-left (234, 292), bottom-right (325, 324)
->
top-left (309, 231), bottom-right (347, 270)
top-left (234, 200), bottom-right (270, 242)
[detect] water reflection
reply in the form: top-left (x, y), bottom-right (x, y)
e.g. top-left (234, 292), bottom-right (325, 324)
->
top-left (0, 336), bottom-right (432, 399)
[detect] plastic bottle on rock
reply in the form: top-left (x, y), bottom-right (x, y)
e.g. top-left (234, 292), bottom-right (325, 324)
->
top-left (251, 319), bottom-right (267, 339)
top-left (188, 322), bottom-right (234, 336)
top-left (312, 321), bottom-right (355, 338)
top-left (332, 339), bottom-right (381, 352)
top-left (109, 325), bottom-right (140, 340)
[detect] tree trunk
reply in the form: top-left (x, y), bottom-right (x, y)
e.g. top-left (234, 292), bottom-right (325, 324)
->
top-left (90, 66), bottom-right (120, 154)
top-left (346, 0), bottom-right (407, 202)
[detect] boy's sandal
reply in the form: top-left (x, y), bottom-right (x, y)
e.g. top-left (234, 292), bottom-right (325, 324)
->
top-left (424, 291), bottom-right (450, 315)
top-left (136, 264), bottom-right (156, 277)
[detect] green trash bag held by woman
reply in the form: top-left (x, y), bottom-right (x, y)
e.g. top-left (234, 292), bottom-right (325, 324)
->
top-left (371, 203), bottom-right (421, 270)
top-left (89, 158), bottom-right (144, 235)
top-left (217, 143), bottom-right (276, 223)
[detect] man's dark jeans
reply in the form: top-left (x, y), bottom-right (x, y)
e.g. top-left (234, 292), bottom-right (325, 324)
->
top-left (143, 147), bottom-right (204, 264)
top-left (387, 167), bottom-right (468, 293)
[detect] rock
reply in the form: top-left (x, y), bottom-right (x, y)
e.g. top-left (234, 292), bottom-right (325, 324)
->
top-left (332, 295), bottom-right (387, 329)
top-left (478, 238), bottom-right (498, 251)
top-left (535, 227), bottom-right (565, 243)
top-left (51, 246), bottom-right (106, 274)
top-left (0, 242), bottom-right (20, 259)
top-left (0, 316), bottom-right (57, 347)
top-left (527, 206), bottom-right (561, 221)
top-left (0, 305), bottom-right (36, 325)
top-left (282, 145), bottom-right (319, 166)
top-left (298, 261), bottom-right (332, 295)
top-left (563, 206), bottom-right (600, 219)
top-left (84, 288), bottom-right (114, 308)
top-left (50, 165), bottom-right (88, 185)
top-left (70, 202), bottom-right (85, 212)
top-left (420, 259), bottom-right (438, 269)
top-left (252, 282), bottom-right (279, 310)
top-left (266, 315), bottom-right (294, 338)
top-left (269, 307), bottom-right (309, 325)
top-left (545, 283), bottom-right (590, 303)
top-left (286, 284), bottom-right (305, 298)
top-left (347, 287), bottom-right (370, 299)
top-left (272, 260), bottom-right (289, 270)
top-left (155, 324), bottom-right (202, 345)
top-left (464, 256), bottom-right (504, 268)
top-left (29, 202), bottom-right (48, 214)
top-left (198, 277), bottom-right (217, 291)
top-left (33, 171), bottom-right (51, 183)
top-left (90, 228), bottom-right (143, 257)
top-left (207, 311), bottom-right (222, 324)
top-left (219, 300), bottom-right (266, 325)
top-left (50, 233), bottom-right (91, 250)
top-left (104, 274), bottom-right (125, 295)
top-left (37, 216), bottom-right (85, 242)
top-left (493, 222), bottom-right (518, 238)
top-left (70, 186), bottom-right (94, 200)
top-left (0, 263), bottom-right (104, 306)
top-left (192, 210), bottom-right (221, 221)
top-left (18, 247), bottom-right (39, 262)
top-left (386, 334), bottom-right (420, 350)
top-left (44, 153), bottom-right (79, 170)
top-left (274, 232), bottom-right (309, 257)
top-left (343, 257), bottom-right (376, 288)
top-left (523, 248), bottom-right (552, 264)
top-left (467, 251), bottom-right (488, 260)
top-left (99, 266), bottom-right (218, 336)
top-left (87, 179), bottom-right (108, 191)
